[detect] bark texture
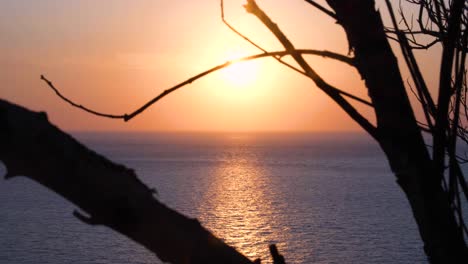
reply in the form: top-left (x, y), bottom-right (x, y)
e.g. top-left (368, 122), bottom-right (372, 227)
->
top-left (0, 99), bottom-right (254, 264)
top-left (326, 1), bottom-right (467, 263)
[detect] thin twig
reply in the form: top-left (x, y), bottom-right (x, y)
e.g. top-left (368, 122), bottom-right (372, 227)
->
top-left (40, 75), bottom-right (126, 119)
top-left (221, 0), bottom-right (266, 53)
top-left (303, 0), bottom-right (337, 19)
top-left (386, 0), bottom-right (436, 133)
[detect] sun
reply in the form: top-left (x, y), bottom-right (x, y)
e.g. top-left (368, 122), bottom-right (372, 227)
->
top-left (221, 51), bottom-right (259, 87)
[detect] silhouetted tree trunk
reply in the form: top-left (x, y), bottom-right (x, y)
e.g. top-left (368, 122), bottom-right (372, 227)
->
top-left (326, 1), bottom-right (467, 262)
top-left (243, 0), bottom-right (465, 262)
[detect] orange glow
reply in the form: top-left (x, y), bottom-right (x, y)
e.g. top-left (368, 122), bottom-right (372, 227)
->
top-left (1, 0), bottom-right (429, 132)
top-left (221, 51), bottom-right (259, 87)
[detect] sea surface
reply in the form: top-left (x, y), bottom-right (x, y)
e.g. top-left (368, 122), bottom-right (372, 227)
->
top-left (0, 132), bottom-right (429, 263)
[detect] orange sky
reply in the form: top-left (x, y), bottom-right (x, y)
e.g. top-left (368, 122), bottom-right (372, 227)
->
top-left (1, 0), bottom-right (440, 132)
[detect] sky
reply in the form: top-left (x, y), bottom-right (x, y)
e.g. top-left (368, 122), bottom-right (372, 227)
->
top-left (0, 0), bottom-right (440, 132)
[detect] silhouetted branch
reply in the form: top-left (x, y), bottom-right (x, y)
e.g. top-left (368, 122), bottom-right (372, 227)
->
top-left (385, 0), bottom-right (468, 53)
top-left (303, 0), bottom-right (336, 19)
top-left (40, 75), bottom-right (125, 120)
top-left (417, 121), bottom-right (432, 133)
top-left (42, 49), bottom-right (366, 122)
top-left (220, 0), bottom-right (267, 54)
top-left (220, 0), bottom-right (306, 76)
top-left (433, 0), bottom-right (466, 180)
top-left (269, 244), bottom-right (286, 264)
top-left (386, 30), bottom-right (440, 49)
top-left (0, 99), bottom-right (256, 264)
top-left (244, 0), bottom-right (378, 139)
top-left (385, 0), bottom-right (436, 131)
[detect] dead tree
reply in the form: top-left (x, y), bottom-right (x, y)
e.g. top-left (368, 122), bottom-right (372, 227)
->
top-left (3, 0), bottom-right (467, 263)
top-left (231, 1), bottom-right (468, 261)
top-left (242, 0), bottom-right (468, 262)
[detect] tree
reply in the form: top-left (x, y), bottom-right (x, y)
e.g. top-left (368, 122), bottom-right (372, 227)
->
top-left (2, 0), bottom-right (468, 263)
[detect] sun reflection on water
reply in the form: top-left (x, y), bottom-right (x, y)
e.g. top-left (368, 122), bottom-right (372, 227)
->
top-left (195, 143), bottom-right (291, 262)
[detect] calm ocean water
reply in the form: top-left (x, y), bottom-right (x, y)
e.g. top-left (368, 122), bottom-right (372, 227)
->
top-left (0, 132), bottom-right (428, 263)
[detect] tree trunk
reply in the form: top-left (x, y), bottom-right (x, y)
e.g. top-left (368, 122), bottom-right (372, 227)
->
top-left (0, 99), bottom-right (254, 264)
top-left (326, 1), bottom-right (467, 263)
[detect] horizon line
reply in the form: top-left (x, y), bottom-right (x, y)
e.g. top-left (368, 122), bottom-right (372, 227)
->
top-left (68, 129), bottom-right (366, 134)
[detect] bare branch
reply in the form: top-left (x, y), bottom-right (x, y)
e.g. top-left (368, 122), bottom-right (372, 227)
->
top-left (303, 0), bottom-right (337, 19)
top-left (0, 99), bottom-right (257, 264)
top-left (220, 0), bottom-right (306, 76)
top-left (40, 75), bottom-right (126, 119)
top-left (269, 244), bottom-right (286, 264)
top-left (42, 49), bottom-right (364, 122)
top-left (220, 0), bottom-right (267, 54)
top-left (433, 0), bottom-right (466, 178)
top-left (385, 0), bottom-right (437, 132)
top-left (244, 0), bottom-right (378, 138)
top-left (418, 122), bottom-right (433, 133)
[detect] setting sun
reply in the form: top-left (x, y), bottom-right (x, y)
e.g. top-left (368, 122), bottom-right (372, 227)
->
top-left (221, 51), bottom-right (259, 87)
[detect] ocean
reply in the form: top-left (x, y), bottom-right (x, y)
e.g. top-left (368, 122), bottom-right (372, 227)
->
top-left (0, 132), bottom-right (428, 263)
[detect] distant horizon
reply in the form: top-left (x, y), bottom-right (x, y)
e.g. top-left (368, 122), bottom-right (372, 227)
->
top-left (69, 129), bottom-right (366, 134)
